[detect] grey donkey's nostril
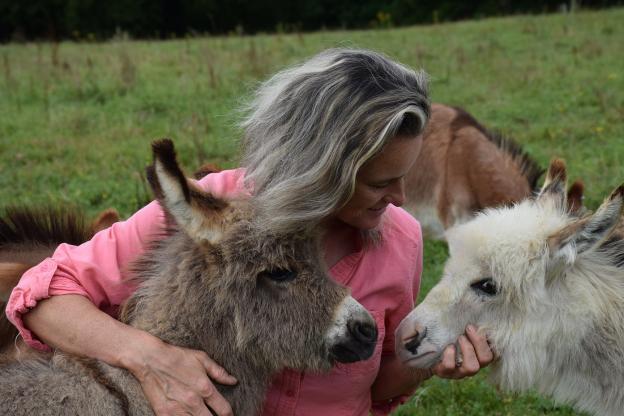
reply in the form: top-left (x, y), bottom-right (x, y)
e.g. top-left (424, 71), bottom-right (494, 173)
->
top-left (404, 327), bottom-right (427, 355)
top-left (349, 320), bottom-right (378, 344)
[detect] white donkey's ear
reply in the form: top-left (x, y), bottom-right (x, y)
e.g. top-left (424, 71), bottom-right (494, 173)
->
top-left (548, 185), bottom-right (624, 266)
top-left (537, 159), bottom-right (568, 211)
top-left (147, 139), bottom-right (228, 245)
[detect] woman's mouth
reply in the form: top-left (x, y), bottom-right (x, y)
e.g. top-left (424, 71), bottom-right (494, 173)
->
top-left (369, 205), bottom-right (386, 213)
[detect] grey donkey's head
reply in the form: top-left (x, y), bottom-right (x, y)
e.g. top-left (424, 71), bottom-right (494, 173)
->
top-left (145, 139), bottom-right (378, 371)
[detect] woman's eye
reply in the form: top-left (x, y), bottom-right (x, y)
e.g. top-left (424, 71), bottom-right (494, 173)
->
top-left (470, 278), bottom-right (498, 296)
top-left (259, 269), bottom-right (296, 282)
top-left (370, 182), bottom-right (389, 189)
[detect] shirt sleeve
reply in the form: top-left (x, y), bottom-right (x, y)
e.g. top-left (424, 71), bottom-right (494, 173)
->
top-left (5, 201), bottom-right (166, 351)
top-left (5, 168), bottom-right (246, 351)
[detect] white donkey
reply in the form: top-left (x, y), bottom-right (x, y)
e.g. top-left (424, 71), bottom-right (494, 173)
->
top-left (396, 159), bottom-right (624, 416)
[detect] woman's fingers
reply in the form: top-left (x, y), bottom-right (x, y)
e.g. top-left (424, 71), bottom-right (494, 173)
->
top-left (456, 334), bottom-right (480, 376)
top-left (431, 325), bottom-right (494, 380)
top-left (465, 324), bottom-right (494, 366)
top-left (195, 377), bottom-right (233, 416)
top-left (132, 340), bottom-right (235, 416)
top-left (195, 351), bottom-right (238, 385)
top-left (431, 344), bottom-right (459, 378)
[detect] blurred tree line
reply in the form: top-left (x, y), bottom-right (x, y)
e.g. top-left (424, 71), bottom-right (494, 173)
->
top-left (0, 0), bottom-right (620, 41)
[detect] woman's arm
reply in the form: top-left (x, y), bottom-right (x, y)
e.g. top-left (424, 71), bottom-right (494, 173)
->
top-left (8, 170), bottom-right (246, 415)
top-left (371, 353), bottom-right (432, 402)
top-left (24, 294), bottom-right (236, 416)
top-left (371, 325), bottom-right (494, 402)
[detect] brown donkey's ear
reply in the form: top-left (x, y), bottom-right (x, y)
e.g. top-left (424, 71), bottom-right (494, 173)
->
top-left (147, 139), bottom-right (228, 245)
top-left (91, 208), bottom-right (120, 233)
top-left (193, 163), bottom-right (222, 180)
top-left (537, 158), bottom-right (567, 210)
top-left (548, 185), bottom-right (624, 266)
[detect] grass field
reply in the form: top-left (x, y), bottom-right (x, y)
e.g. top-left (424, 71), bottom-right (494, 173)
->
top-left (1, 7), bottom-right (623, 415)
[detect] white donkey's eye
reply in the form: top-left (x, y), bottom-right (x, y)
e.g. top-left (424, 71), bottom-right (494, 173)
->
top-left (470, 278), bottom-right (498, 296)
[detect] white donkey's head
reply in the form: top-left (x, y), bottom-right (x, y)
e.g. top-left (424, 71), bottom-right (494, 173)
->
top-left (397, 160), bottom-right (624, 390)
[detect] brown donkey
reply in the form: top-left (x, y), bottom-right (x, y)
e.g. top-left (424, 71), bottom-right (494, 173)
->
top-left (404, 103), bottom-right (544, 239)
top-left (0, 207), bottom-right (119, 355)
top-left (0, 206), bottom-right (119, 300)
top-left (0, 139), bottom-right (377, 416)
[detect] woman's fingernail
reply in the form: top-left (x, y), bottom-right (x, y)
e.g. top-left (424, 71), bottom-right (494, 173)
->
top-left (466, 324), bottom-right (476, 333)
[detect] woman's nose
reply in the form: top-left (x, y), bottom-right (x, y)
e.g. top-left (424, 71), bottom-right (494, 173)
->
top-left (385, 178), bottom-right (406, 207)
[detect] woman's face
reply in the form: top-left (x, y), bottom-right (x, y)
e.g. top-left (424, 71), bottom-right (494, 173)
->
top-left (335, 135), bottom-right (422, 230)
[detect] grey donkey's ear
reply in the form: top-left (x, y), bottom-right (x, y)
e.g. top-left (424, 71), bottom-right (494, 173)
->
top-left (536, 159), bottom-right (568, 210)
top-left (147, 139), bottom-right (228, 244)
top-left (548, 185), bottom-right (624, 266)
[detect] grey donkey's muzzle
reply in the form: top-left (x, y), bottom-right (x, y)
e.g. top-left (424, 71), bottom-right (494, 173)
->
top-left (326, 296), bottom-right (378, 363)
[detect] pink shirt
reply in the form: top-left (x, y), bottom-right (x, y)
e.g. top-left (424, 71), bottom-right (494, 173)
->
top-left (6, 169), bottom-right (423, 416)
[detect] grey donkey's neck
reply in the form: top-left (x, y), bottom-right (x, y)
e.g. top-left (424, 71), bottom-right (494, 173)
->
top-left (121, 235), bottom-right (275, 415)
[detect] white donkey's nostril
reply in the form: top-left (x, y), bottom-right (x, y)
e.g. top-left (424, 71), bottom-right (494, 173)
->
top-left (404, 326), bottom-right (427, 354)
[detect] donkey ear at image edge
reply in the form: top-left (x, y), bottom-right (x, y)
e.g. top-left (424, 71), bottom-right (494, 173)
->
top-left (548, 184), bottom-right (624, 265)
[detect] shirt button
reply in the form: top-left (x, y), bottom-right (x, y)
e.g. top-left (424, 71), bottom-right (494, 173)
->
top-left (286, 390), bottom-right (295, 397)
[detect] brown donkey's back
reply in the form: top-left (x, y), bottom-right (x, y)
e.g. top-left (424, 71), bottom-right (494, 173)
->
top-left (0, 139), bottom-right (377, 415)
top-left (404, 103), bottom-right (544, 239)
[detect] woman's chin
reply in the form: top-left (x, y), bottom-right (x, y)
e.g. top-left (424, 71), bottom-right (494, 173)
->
top-left (360, 211), bottom-right (386, 229)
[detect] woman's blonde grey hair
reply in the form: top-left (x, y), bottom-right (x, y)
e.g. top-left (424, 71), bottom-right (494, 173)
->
top-left (241, 48), bottom-right (430, 235)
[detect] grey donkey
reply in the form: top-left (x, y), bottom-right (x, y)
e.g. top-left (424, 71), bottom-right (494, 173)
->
top-left (0, 139), bottom-right (378, 415)
top-left (396, 159), bottom-right (624, 416)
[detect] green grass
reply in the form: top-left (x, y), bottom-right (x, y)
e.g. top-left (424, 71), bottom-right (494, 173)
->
top-left (2, 7), bottom-right (623, 415)
top-left (394, 369), bottom-right (581, 416)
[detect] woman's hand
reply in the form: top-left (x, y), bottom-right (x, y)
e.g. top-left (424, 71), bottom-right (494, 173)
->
top-left (24, 295), bottom-right (237, 416)
top-left (431, 324), bottom-right (494, 379)
top-left (123, 336), bottom-right (238, 416)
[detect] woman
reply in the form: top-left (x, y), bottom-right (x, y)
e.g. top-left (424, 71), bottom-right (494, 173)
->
top-left (6, 48), bottom-right (493, 415)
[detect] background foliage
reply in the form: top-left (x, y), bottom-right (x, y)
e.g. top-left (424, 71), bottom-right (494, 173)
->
top-left (0, 0), bottom-right (621, 41)
top-left (1, 7), bottom-right (622, 415)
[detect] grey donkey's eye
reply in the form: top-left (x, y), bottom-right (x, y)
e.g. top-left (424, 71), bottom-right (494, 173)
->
top-left (258, 269), bottom-right (296, 282)
top-left (470, 278), bottom-right (498, 296)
